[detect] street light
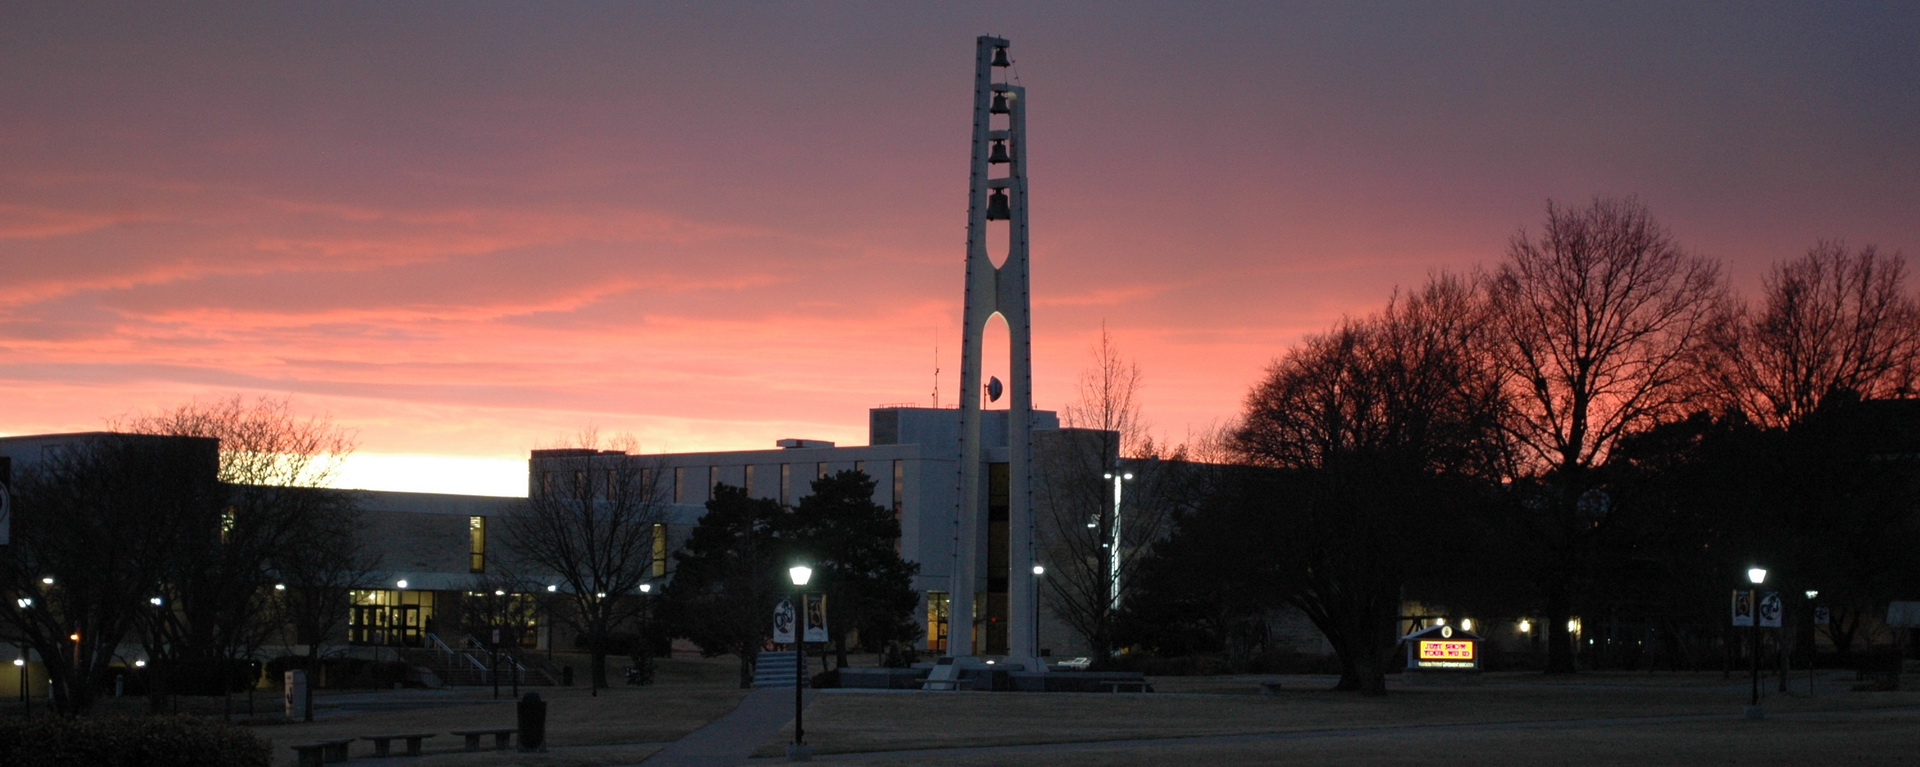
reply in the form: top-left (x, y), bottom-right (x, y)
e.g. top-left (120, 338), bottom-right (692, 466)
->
top-left (1031, 564), bottom-right (1046, 658)
top-left (1101, 471), bottom-right (1133, 612)
top-left (788, 565), bottom-right (813, 761)
top-left (1748, 567), bottom-right (1767, 716)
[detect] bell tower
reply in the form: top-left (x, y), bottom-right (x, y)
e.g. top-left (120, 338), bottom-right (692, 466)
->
top-left (952, 35), bottom-right (1038, 664)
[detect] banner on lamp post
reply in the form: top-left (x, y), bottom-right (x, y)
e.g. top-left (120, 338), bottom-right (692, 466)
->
top-left (773, 598), bottom-right (796, 644)
top-left (803, 593), bottom-right (828, 643)
top-left (1731, 589), bottom-right (1754, 627)
top-left (1758, 591), bottom-right (1783, 628)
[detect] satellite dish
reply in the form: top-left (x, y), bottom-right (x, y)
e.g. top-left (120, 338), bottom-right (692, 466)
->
top-left (985, 376), bottom-right (1004, 402)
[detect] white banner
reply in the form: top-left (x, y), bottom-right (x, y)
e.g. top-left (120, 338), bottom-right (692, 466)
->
top-left (1731, 590), bottom-right (1754, 627)
top-left (803, 593), bottom-right (828, 643)
top-left (772, 598), bottom-right (796, 643)
top-left (1758, 591), bottom-right (1783, 628)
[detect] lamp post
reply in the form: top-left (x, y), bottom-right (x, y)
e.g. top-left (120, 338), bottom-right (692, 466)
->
top-left (1031, 564), bottom-right (1045, 660)
top-left (14, 648), bottom-right (27, 715)
top-left (1101, 471), bottom-right (1132, 614)
top-left (1747, 567), bottom-right (1767, 717)
top-left (1805, 589), bottom-right (1819, 696)
top-left (788, 565), bottom-right (812, 761)
top-left (545, 584), bottom-right (558, 661)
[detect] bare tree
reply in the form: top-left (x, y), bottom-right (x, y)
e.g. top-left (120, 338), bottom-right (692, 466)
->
top-left (0, 435), bottom-right (223, 714)
top-left (1485, 197), bottom-right (1725, 673)
top-left (505, 433), bottom-right (669, 693)
top-left (1035, 327), bottom-right (1178, 663)
top-left (269, 496), bottom-right (378, 719)
top-left (1232, 274), bottom-right (1507, 693)
top-left (115, 395), bottom-right (363, 714)
top-left (1708, 241), bottom-right (1920, 427)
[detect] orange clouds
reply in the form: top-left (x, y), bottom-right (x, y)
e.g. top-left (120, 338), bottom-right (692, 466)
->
top-left (2, 4), bottom-right (1915, 495)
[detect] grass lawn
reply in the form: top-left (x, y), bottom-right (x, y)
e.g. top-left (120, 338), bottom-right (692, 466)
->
top-left (18, 656), bottom-right (1920, 766)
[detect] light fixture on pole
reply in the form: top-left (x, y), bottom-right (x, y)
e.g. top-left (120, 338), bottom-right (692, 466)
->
top-left (788, 565), bottom-right (813, 761)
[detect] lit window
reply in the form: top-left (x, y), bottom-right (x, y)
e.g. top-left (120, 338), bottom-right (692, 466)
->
top-left (926, 592), bottom-right (950, 652)
top-left (892, 460), bottom-right (904, 514)
top-left (469, 516), bottom-right (486, 573)
top-left (652, 523), bottom-right (668, 577)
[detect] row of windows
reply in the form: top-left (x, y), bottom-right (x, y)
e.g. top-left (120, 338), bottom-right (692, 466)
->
top-left (467, 515), bottom-right (666, 577)
top-left (538, 460), bottom-right (909, 510)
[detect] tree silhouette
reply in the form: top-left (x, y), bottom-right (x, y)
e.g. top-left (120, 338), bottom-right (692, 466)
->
top-left (1232, 275), bottom-right (1507, 693)
top-left (507, 435), bottom-right (670, 693)
top-left (777, 470), bottom-right (919, 669)
top-left (662, 484), bottom-right (780, 688)
top-left (1486, 197), bottom-right (1723, 673)
top-left (1707, 241), bottom-right (1920, 428)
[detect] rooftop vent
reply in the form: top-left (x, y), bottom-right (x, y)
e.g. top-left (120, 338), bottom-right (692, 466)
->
top-left (775, 439), bottom-right (836, 449)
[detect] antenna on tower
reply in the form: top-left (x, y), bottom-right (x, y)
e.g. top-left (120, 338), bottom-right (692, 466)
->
top-left (933, 327), bottom-right (941, 409)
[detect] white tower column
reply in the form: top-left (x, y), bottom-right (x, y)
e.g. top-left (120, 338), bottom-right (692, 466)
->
top-left (952, 35), bottom-right (1037, 665)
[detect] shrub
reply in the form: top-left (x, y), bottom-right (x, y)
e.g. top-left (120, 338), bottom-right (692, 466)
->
top-left (0, 715), bottom-right (269, 767)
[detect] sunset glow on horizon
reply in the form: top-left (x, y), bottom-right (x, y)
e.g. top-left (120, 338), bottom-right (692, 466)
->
top-left (4, 3), bottom-right (1916, 496)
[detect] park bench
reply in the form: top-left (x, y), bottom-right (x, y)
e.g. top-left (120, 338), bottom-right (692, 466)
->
top-left (361, 732), bottom-right (436, 757)
top-left (290, 738), bottom-right (353, 767)
top-left (1102, 679), bottom-right (1152, 693)
top-left (451, 727), bottom-right (518, 751)
top-left (1258, 680), bottom-right (1284, 696)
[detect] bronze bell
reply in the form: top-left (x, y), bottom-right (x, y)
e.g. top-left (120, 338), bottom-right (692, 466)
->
top-left (990, 93), bottom-right (1009, 114)
top-left (992, 47), bottom-right (1010, 67)
top-left (988, 140), bottom-right (1010, 164)
top-left (985, 189), bottom-right (1010, 220)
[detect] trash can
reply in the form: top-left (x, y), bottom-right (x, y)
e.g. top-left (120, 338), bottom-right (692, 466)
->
top-left (517, 692), bottom-right (547, 752)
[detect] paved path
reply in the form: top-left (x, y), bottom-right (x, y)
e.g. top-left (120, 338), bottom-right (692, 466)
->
top-left (637, 687), bottom-right (812, 767)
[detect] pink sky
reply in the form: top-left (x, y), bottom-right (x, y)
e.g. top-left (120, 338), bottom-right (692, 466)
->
top-left (3, 3), bottom-right (1917, 495)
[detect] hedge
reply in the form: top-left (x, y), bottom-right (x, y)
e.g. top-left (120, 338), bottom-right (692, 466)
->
top-left (0, 715), bottom-right (269, 767)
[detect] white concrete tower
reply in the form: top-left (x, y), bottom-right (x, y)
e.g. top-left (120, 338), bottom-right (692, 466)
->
top-left (952, 35), bottom-right (1037, 664)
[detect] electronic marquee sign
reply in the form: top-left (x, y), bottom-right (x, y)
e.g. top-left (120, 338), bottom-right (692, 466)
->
top-left (1403, 624), bottom-right (1483, 671)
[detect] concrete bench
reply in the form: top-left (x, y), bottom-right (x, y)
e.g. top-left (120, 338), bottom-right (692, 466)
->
top-left (361, 733), bottom-right (436, 757)
top-left (1258, 680), bottom-right (1284, 696)
top-left (1102, 679), bottom-right (1152, 693)
top-left (451, 728), bottom-right (517, 751)
top-left (917, 677), bottom-right (971, 691)
top-left (290, 738), bottom-right (353, 767)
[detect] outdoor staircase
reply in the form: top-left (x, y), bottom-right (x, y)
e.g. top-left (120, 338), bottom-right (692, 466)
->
top-left (752, 651), bottom-right (807, 688)
top-left (404, 634), bottom-right (560, 687)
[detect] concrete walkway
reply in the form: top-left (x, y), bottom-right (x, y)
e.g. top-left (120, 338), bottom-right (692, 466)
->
top-left (637, 687), bottom-right (812, 767)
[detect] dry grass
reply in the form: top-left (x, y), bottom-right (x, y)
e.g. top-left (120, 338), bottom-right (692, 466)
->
top-left (753, 671), bottom-right (1920, 762)
top-left (240, 654), bottom-right (748, 767)
top-left (22, 661), bottom-right (1920, 767)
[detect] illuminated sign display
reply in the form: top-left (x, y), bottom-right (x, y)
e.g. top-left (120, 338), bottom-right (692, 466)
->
top-left (1418, 640), bottom-right (1475, 661)
top-left (1405, 624), bottom-right (1482, 671)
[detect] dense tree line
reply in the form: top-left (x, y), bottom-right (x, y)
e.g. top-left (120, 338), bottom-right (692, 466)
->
top-left (662, 470), bottom-right (919, 688)
top-left (1118, 198), bottom-right (1920, 691)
